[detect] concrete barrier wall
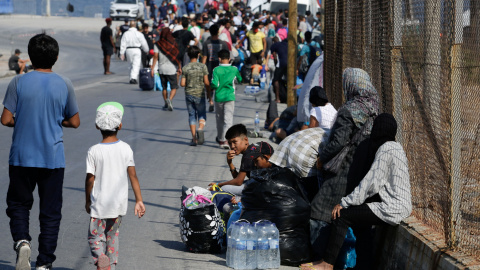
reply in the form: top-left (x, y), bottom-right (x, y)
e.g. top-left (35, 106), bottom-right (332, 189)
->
top-left (375, 216), bottom-right (480, 270)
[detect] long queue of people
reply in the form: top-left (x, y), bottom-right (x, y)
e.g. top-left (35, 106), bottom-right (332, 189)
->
top-left (99, 4), bottom-right (414, 270)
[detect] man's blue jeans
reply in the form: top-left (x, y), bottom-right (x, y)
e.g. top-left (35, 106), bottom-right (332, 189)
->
top-left (185, 95), bottom-right (206, 126)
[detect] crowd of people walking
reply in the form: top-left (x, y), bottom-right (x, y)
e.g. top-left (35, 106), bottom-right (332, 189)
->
top-left (0, 1), bottom-right (413, 269)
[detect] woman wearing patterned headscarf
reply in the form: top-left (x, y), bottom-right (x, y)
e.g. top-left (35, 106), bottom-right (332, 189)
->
top-left (301, 113), bottom-right (412, 270)
top-left (152, 28), bottom-right (181, 111)
top-left (305, 68), bottom-right (379, 268)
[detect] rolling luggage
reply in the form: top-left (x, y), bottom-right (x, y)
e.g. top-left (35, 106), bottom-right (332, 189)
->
top-left (139, 68), bottom-right (154, 90)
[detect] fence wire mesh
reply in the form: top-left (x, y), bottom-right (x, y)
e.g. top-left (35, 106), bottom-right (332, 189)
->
top-left (324, 0), bottom-right (480, 260)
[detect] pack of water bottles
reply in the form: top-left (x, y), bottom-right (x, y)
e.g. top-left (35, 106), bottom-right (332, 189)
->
top-left (244, 86), bottom-right (262, 96)
top-left (226, 220), bottom-right (280, 269)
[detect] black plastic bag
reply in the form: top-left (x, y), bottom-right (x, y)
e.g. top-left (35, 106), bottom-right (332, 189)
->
top-left (241, 64), bottom-right (252, 83)
top-left (240, 167), bottom-right (311, 266)
top-left (179, 187), bottom-right (225, 253)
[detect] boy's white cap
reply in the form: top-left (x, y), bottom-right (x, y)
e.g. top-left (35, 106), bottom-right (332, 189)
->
top-left (96, 102), bottom-right (124, 131)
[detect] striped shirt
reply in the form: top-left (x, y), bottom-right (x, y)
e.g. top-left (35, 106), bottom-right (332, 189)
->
top-left (340, 141), bottom-right (412, 225)
top-left (269, 127), bottom-right (329, 178)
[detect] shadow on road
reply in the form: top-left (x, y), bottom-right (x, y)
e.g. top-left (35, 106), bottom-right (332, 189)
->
top-left (148, 220), bottom-right (180, 227)
top-left (153, 239), bottom-right (185, 251)
top-left (143, 137), bottom-right (188, 145)
top-left (123, 104), bottom-right (161, 110)
top-left (0, 260), bottom-right (14, 270)
top-left (141, 188), bottom-right (181, 192)
top-left (128, 198), bottom-right (178, 212)
top-left (0, 261), bottom-right (74, 270)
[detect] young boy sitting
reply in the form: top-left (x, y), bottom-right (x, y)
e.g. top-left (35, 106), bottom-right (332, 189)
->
top-left (85, 102), bottom-right (146, 270)
top-left (180, 46), bottom-right (212, 146)
top-left (229, 140), bottom-right (275, 206)
top-left (250, 58), bottom-right (263, 85)
top-left (208, 124), bottom-right (274, 196)
top-left (211, 49), bottom-right (242, 149)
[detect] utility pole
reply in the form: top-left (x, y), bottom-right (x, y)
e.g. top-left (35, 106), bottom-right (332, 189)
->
top-left (46, 0), bottom-right (51, 16)
top-left (287, 0), bottom-right (298, 106)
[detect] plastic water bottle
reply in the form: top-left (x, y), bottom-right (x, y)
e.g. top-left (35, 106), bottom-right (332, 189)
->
top-left (245, 224), bottom-right (257, 269)
top-left (226, 223), bottom-right (237, 267)
top-left (256, 222), bottom-right (270, 269)
top-left (260, 66), bottom-right (266, 89)
top-left (267, 223), bottom-right (280, 269)
top-left (234, 223), bottom-right (247, 269)
top-left (254, 112), bottom-right (260, 134)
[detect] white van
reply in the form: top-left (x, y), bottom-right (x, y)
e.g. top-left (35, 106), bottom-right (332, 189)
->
top-left (249, 0), bottom-right (319, 16)
top-left (109, 0), bottom-right (145, 21)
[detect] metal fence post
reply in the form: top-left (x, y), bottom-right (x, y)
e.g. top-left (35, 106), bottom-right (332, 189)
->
top-left (448, 0), bottom-right (464, 251)
top-left (392, 0), bottom-right (403, 145)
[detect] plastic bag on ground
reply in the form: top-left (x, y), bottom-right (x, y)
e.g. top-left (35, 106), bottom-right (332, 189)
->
top-left (239, 167), bottom-right (311, 266)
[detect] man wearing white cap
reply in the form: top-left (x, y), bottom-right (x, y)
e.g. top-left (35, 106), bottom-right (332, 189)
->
top-left (85, 102), bottom-right (146, 270)
top-left (120, 21), bottom-right (150, 84)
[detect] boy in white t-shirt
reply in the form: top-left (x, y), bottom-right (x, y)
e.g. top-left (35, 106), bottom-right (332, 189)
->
top-left (308, 86), bottom-right (337, 131)
top-left (85, 102), bottom-right (146, 270)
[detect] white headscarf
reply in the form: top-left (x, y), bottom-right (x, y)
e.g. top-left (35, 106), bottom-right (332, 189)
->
top-left (297, 53), bottom-right (324, 123)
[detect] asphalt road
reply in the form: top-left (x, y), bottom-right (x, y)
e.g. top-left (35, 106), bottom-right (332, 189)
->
top-left (0, 15), bottom-right (294, 270)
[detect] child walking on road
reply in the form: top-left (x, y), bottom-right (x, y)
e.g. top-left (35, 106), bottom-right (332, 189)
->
top-left (211, 49), bottom-right (242, 149)
top-left (180, 46), bottom-right (212, 146)
top-left (85, 102), bottom-right (146, 270)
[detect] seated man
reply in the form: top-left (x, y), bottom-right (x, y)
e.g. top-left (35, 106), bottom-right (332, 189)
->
top-left (250, 58), bottom-right (263, 85)
top-left (273, 105), bottom-right (304, 141)
top-left (8, 49), bottom-right (30, 74)
top-left (209, 124), bottom-right (274, 196)
top-left (226, 143), bottom-right (275, 213)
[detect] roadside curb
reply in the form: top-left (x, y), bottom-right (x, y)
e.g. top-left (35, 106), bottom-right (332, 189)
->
top-left (0, 70), bottom-right (16, 78)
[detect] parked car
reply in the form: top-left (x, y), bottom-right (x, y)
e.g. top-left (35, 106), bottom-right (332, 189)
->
top-left (110, 0), bottom-right (144, 21)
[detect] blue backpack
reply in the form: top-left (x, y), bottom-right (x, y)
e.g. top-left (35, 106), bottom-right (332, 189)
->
top-left (187, 1), bottom-right (195, 13)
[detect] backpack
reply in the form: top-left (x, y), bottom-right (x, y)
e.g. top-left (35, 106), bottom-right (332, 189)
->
top-left (299, 54), bottom-right (309, 74)
top-left (187, 0), bottom-right (195, 13)
top-left (308, 43), bottom-right (322, 66)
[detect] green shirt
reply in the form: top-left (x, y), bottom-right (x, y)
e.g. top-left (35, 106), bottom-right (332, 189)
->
top-left (211, 64), bottom-right (242, 103)
top-left (182, 62), bottom-right (208, 97)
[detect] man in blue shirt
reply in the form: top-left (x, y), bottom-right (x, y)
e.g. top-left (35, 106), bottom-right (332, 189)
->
top-left (1, 34), bottom-right (80, 270)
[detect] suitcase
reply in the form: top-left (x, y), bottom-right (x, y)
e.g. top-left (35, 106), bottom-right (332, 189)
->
top-left (139, 68), bottom-right (154, 90)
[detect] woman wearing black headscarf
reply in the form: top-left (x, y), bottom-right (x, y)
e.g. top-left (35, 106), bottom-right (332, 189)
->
top-left (301, 113), bottom-right (412, 270)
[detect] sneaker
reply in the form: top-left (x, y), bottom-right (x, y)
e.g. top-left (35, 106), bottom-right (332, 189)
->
top-left (220, 141), bottom-right (230, 149)
top-left (166, 99), bottom-right (173, 111)
top-left (97, 254), bottom-right (110, 270)
top-left (189, 139), bottom-right (197, 146)
top-left (36, 263), bottom-right (52, 270)
top-left (15, 240), bottom-right (31, 270)
top-left (196, 129), bottom-right (204, 145)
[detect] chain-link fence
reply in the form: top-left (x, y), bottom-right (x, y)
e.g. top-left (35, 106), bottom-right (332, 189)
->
top-left (323, 0), bottom-right (480, 260)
